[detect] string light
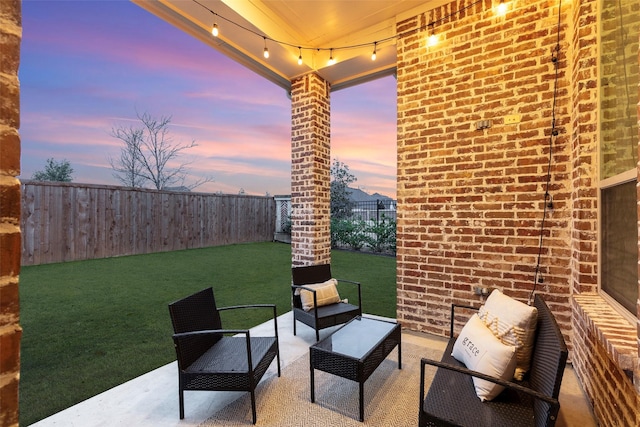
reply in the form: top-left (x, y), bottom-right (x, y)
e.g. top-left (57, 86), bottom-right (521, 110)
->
top-left (529, 0), bottom-right (562, 304)
top-left (496, 0), bottom-right (508, 16)
top-left (194, 0), bottom-right (504, 64)
top-left (427, 23), bottom-right (438, 47)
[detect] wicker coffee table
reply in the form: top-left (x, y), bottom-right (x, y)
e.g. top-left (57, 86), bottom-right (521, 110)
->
top-left (309, 316), bottom-right (401, 421)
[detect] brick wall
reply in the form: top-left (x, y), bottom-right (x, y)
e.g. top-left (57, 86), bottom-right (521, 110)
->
top-left (396, 0), bottom-right (573, 337)
top-left (0, 1), bottom-right (22, 426)
top-left (567, 0), bottom-right (598, 298)
top-left (567, 0), bottom-right (640, 424)
top-left (573, 295), bottom-right (639, 426)
top-left (290, 73), bottom-right (332, 266)
top-left (396, 0), bottom-right (640, 424)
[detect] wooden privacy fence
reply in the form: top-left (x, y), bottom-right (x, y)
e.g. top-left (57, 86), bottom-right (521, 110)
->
top-left (21, 181), bottom-right (276, 266)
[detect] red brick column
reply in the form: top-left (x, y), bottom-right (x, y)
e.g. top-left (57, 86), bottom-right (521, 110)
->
top-left (568, 0), bottom-right (599, 296)
top-left (290, 73), bottom-right (331, 267)
top-left (0, 1), bottom-right (22, 426)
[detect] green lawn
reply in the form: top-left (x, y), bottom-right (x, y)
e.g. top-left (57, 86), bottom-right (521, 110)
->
top-left (19, 242), bottom-right (396, 425)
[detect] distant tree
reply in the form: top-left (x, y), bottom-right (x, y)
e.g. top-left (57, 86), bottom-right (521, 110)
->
top-left (32, 158), bottom-right (74, 182)
top-left (109, 126), bottom-right (145, 187)
top-left (330, 159), bottom-right (357, 219)
top-left (110, 111), bottom-right (212, 190)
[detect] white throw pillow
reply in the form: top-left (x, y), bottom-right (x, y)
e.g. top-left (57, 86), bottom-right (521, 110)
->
top-left (478, 289), bottom-right (538, 380)
top-left (452, 314), bottom-right (517, 401)
top-left (297, 278), bottom-right (341, 311)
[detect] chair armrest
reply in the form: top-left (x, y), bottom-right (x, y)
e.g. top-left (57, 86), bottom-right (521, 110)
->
top-left (173, 329), bottom-right (248, 340)
top-left (336, 278), bottom-right (360, 286)
top-left (291, 285), bottom-right (318, 293)
top-left (218, 304), bottom-right (279, 339)
top-left (291, 281), bottom-right (360, 291)
top-left (218, 303), bottom-right (276, 316)
top-left (419, 357), bottom-right (560, 408)
top-left (335, 279), bottom-right (362, 308)
top-left (290, 285), bottom-right (322, 312)
top-left (450, 303), bottom-right (479, 337)
top-left (218, 303), bottom-right (276, 311)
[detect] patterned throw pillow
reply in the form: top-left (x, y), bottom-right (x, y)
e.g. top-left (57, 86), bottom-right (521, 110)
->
top-left (452, 313), bottom-right (518, 401)
top-left (297, 278), bottom-right (341, 311)
top-left (478, 289), bottom-right (538, 381)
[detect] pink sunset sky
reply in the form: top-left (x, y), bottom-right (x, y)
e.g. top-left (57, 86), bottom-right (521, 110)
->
top-left (19, 0), bottom-right (397, 197)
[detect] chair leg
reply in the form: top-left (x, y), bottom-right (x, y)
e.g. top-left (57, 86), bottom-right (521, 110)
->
top-left (179, 389), bottom-right (185, 419)
top-left (250, 390), bottom-right (257, 424)
top-left (293, 317), bottom-right (297, 335)
top-left (315, 328), bottom-right (320, 342)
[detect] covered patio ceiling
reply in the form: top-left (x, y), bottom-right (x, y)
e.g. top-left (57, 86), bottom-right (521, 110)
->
top-left (133, 0), bottom-right (448, 92)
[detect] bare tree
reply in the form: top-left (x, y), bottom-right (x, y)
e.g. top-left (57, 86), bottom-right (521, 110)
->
top-left (110, 111), bottom-right (213, 190)
top-left (109, 127), bottom-right (145, 187)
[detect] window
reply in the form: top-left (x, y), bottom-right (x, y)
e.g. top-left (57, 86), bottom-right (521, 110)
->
top-left (601, 174), bottom-right (637, 314)
top-left (598, 0), bottom-right (639, 316)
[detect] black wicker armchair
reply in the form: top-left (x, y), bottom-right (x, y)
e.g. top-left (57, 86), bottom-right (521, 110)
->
top-left (168, 287), bottom-right (280, 424)
top-left (291, 263), bottom-right (362, 341)
top-left (419, 294), bottom-right (568, 427)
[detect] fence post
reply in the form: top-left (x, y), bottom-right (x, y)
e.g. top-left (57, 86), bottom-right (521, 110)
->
top-left (376, 199), bottom-right (385, 223)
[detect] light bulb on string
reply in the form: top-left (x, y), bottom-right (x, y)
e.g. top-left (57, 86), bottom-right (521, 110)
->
top-left (211, 23), bottom-right (219, 37)
top-left (371, 42), bottom-right (377, 61)
top-left (427, 23), bottom-right (438, 47)
top-left (263, 37), bottom-right (269, 59)
top-left (298, 47), bottom-right (303, 65)
top-left (496, 0), bottom-right (508, 16)
top-left (328, 48), bottom-right (335, 65)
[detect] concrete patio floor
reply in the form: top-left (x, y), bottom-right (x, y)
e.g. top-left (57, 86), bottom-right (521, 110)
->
top-left (31, 312), bottom-right (596, 427)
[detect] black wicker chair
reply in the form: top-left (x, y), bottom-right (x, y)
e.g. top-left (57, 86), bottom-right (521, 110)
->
top-left (419, 294), bottom-right (568, 427)
top-left (168, 287), bottom-right (280, 424)
top-left (291, 263), bottom-right (362, 341)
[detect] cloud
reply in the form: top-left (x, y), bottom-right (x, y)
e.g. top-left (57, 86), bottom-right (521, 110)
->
top-left (19, 0), bottom-right (398, 198)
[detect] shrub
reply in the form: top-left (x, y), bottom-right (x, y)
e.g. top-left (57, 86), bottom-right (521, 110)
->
top-left (331, 216), bottom-right (396, 254)
top-left (331, 218), bottom-right (365, 249)
top-left (331, 217), bottom-right (351, 248)
top-left (343, 219), bottom-right (368, 250)
top-left (363, 216), bottom-right (397, 253)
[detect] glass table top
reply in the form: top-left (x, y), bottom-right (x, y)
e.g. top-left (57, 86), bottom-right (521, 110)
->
top-left (311, 317), bottom-right (398, 359)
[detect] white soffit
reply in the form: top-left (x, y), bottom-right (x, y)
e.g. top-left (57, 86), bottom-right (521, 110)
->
top-left (133, 0), bottom-right (447, 92)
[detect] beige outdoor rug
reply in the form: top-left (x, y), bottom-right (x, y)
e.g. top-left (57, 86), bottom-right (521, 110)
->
top-left (199, 342), bottom-right (441, 426)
